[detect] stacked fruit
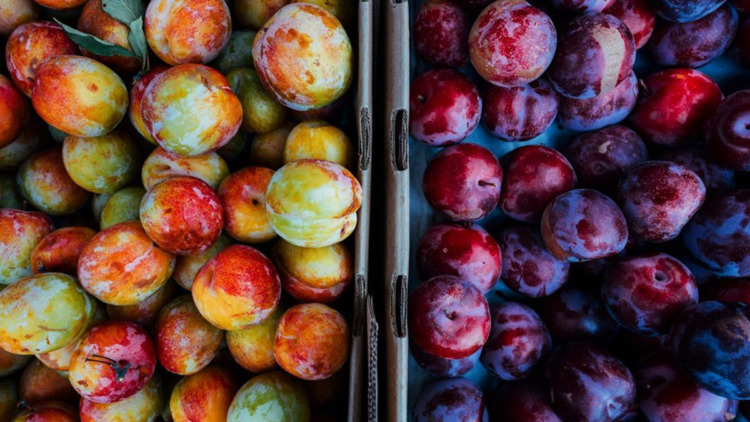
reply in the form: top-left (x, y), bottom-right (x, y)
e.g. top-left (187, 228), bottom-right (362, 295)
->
top-left (409, 0), bottom-right (750, 421)
top-left (0, 0), bottom-right (358, 420)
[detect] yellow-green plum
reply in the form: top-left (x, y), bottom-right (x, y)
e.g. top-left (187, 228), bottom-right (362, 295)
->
top-left (253, 3), bottom-right (353, 111)
top-left (80, 373), bottom-right (163, 422)
top-left (0, 208), bottom-right (54, 284)
top-left (141, 147), bottom-right (229, 190)
top-left (0, 173), bottom-right (23, 209)
top-left (31, 56), bottom-right (128, 137)
top-left (99, 187), bottom-right (146, 229)
top-left (170, 365), bottom-right (239, 422)
top-left (211, 30), bottom-right (257, 74)
top-left (226, 306), bottom-right (282, 373)
top-left (91, 193), bottom-right (110, 223)
top-left (62, 130), bottom-right (139, 194)
top-left (283, 119), bottom-right (355, 168)
top-left (227, 371), bottom-right (310, 422)
top-left (0, 272), bottom-right (96, 354)
top-left (17, 147), bottom-right (91, 215)
top-left (265, 159), bottom-right (362, 247)
top-left (173, 235), bottom-right (232, 291)
top-left (227, 68), bottom-right (286, 133)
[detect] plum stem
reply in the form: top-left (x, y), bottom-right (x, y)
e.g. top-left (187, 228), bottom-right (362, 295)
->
top-left (85, 354), bottom-right (131, 382)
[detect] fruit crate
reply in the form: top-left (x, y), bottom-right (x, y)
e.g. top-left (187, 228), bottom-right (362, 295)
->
top-left (383, 1), bottom-right (750, 421)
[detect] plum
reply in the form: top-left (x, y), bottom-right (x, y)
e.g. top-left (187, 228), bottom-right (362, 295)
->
top-left (141, 147), bottom-right (229, 191)
top-left (606, 0), bottom-right (656, 48)
top-left (548, 0), bottom-right (615, 13)
top-left (414, 0), bottom-right (470, 67)
top-left (705, 89), bottom-right (750, 171)
top-left (732, 17), bottom-right (750, 68)
top-left (99, 187), bottom-right (146, 229)
top-left (0, 124), bottom-right (47, 171)
top-left (81, 375), bottom-right (163, 422)
top-left (702, 278), bottom-right (750, 305)
top-left (219, 167), bottom-right (277, 244)
top-left (106, 280), bottom-right (178, 327)
top-left (0, 208), bottom-right (54, 284)
top-left (652, 0), bottom-right (726, 22)
top-left (0, 0), bottom-right (36, 36)
top-left (78, 0), bottom-right (142, 74)
top-left (411, 343), bottom-right (480, 378)
top-left (538, 287), bottom-right (619, 346)
top-left (498, 226), bottom-right (569, 298)
top-left (490, 382), bottom-right (562, 422)
top-left (171, 366), bottom-right (239, 422)
top-left (558, 71), bottom-right (638, 131)
top-left (18, 359), bottom-right (78, 405)
top-left (227, 371), bottom-right (309, 422)
top-left (12, 402), bottom-right (77, 422)
top-left (413, 378), bottom-right (488, 422)
top-left (62, 129), bottom-right (139, 194)
top-left (283, 119), bottom-right (355, 168)
top-left (227, 307), bottom-right (282, 373)
top-left (172, 236), bottom-right (232, 291)
top-left (128, 65), bottom-right (168, 145)
top-left (17, 147), bottom-right (90, 215)
top-left (482, 79), bottom-right (559, 142)
top-left (660, 147), bottom-right (735, 190)
top-left (30, 226), bottom-right (95, 275)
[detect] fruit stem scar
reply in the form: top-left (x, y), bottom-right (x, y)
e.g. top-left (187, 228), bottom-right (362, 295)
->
top-left (85, 354), bottom-right (131, 382)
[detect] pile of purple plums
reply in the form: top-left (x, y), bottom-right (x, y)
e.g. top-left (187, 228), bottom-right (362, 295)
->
top-left (410, 0), bottom-right (750, 421)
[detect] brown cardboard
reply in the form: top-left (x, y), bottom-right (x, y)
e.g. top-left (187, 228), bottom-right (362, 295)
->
top-left (384, 0), bottom-right (410, 419)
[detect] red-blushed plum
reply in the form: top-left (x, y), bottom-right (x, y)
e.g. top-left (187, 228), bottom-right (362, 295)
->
top-left (548, 0), bottom-right (615, 13)
top-left (218, 167), bottom-right (276, 244)
top-left (670, 301), bottom-right (750, 399)
top-left (36, 305), bottom-right (107, 373)
top-left (0, 75), bottom-right (28, 149)
top-left (702, 278), bottom-right (750, 305)
top-left (629, 68), bottom-right (723, 146)
top-left (498, 226), bottom-right (569, 298)
top-left (480, 302), bottom-right (551, 380)
top-left (5, 21), bottom-right (79, 97)
top-left (18, 359), bottom-right (78, 405)
top-left (128, 65), bottom-right (168, 145)
top-left (192, 244), bottom-right (281, 330)
top-left (173, 236), bottom-right (232, 291)
top-left (649, 4), bottom-right (738, 68)
top-left (12, 401), bottom-right (77, 422)
top-left (682, 190), bottom-right (750, 277)
top-left (542, 189), bottom-right (629, 262)
top-left (660, 146), bottom-right (735, 189)
top-left (413, 378), bottom-right (488, 422)
top-left (69, 321), bottom-right (157, 403)
top-left (652, 0), bottom-right (726, 22)
top-left (469, 0), bottom-right (556, 88)
top-left (546, 342), bottom-right (636, 422)
top-left (606, 0), bottom-right (656, 48)
top-left (482, 79), bottom-right (559, 141)
top-left (80, 374), bottom-right (163, 422)
top-left (732, 17), bottom-right (750, 68)
top-left (226, 307), bottom-right (282, 373)
top-left (142, 147), bottom-right (229, 191)
top-left (106, 280), bottom-right (178, 327)
top-left (490, 381), bottom-right (562, 422)
top-left (706, 90), bottom-right (750, 171)
top-left (411, 342), bottom-right (480, 377)
top-left (547, 14), bottom-right (635, 99)
top-left (500, 145), bottom-right (577, 223)
top-left (414, 0), bottom-right (470, 68)
top-left (155, 295), bottom-right (223, 376)
top-left (30, 226), bottom-right (95, 275)
top-left (617, 161), bottom-right (706, 243)
top-left (408, 276), bottom-right (490, 359)
top-left (140, 176), bottom-right (223, 256)
top-left (602, 253), bottom-right (698, 336)
top-left (77, 0), bottom-right (141, 74)
top-left (558, 71), bottom-right (638, 131)
top-left (416, 223), bottom-right (501, 294)
top-left (78, 221), bottom-right (176, 306)
top-left (0, 208), bottom-right (54, 284)
top-left (636, 351), bottom-right (738, 422)
top-left (227, 371), bottom-right (310, 422)
top-left (0, 0), bottom-right (36, 36)
top-left (565, 125), bottom-right (647, 192)
top-left (170, 365), bottom-right (239, 422)
top-left (274, 303), bottom-right (349, 380)
top-left (16, 147), bottom-right (90, 215)
top-left (409, 69), bottom-right (481, 147)
top-left (422, 143), bottom-right (502, 221)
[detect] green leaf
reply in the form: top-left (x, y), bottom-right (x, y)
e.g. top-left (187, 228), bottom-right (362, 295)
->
top-left (102, 0), bottom-right (143, 25)
top-left (55, 19), bottom-right (137, 58)
top-left (127, 17), bottom-right (149, 72)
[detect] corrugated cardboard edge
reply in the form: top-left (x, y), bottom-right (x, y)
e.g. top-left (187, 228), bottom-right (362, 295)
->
top-left (366, 295), bottom-right (379, 422)
top-left (348, 0), bottom-right (374, 420)
top-left (384, 0), bottom-right (410, 420)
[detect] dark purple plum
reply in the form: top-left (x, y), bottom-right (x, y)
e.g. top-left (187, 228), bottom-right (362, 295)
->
top-left (731, 17), bottom-right (750, 68)
top-left (416, 223), bottom-right (502, 294)
top-left (652, 0), bottom-right (726, 23)
top-left (617, 161), bottom-right (706, 243)
top-left (490, 381), bottom-right (562, 422)
top-left (414, 0), bottom-right (470, 68)
top-left (610, 329), bottom-right (668, 365)
top-left (498, 226), bottom-right (569, 298)
top-left (545, 342), bottom-right (636, 422)
top-left (411, 342), bottom-right (480, 377)
top-left (500, 145), bottom-right (577, 223)
top-left (706, 90), bottom-right (750, 171)
top-left (636, 351), bottom-right (738, 422)
top-left (670, 301), bottom-right (750, 399)
top-left (602, 253), bottom-right (698, 336)
top-left (547, 13), bottom-right (636, 99)
top-left (558, 71), bottom-right (638, 131)
top-left (660, 147), bottom-right (735, 190)
top-left (423, 143), bottom-right (502, 222)
top-left (702, 278), bottom-right (750, 305)
top-left (480, 302), bottom-right (551, 381)
top-left (565, 125), bottom-right (648, 192)
top-left (413, 377), bottom-right (488, 422)
top-left (682, 190), bottom-right (750, 277)
top-left (649, 3), bottom-right (738, 68)
top-left (538, 287), bottom-right (619, 346)
top-left (542, 189), bottom-right (629, 262)
top-left (606, 0), bottom-right (657, 49)
top-left (408, 276), bottom-right (491, 359)
top-left (482, 79), bottom-right (559, 142)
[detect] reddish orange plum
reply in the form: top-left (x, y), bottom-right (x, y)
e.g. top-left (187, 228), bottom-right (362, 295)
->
top-left (155, 295), bottom-right (223, 376)
top-left (31, 226), bottom-right (96, 275)
top-left (173, 236), bottom-right (232, 291)
top-left (192, 244), bottom-right (281, 330)
top-left (11, 402), bottom-right (78, 422)
top-left (106, 280), bottom-right (177, 327)
top-left (77, 0), bottom-right (141, 74)
top-left (253, 3), bottom-right (353, 111)
top-left (142, 147), bottom-right (229, 190)
top-left (226, 306), bottom-right (282, 373)
top-left (272, 239), bottom-right (353, 303)
top-left (80, 374), bottom-right (163, 422)
top-left (18, 359), bottom-right (78, 406)
top-left (6, 22), bottom-right (78, 96)
top-left (0, 348), bottom-right (30, 376)
top-left (128, 65), bottom-right (168, 144)
top-left (34, 0), bottom-right (86, 8)
top-left (170, 365), bottom-right (239, 422)
top-left (141, 64), bottom-right (242, 156)
top-left (16, 147), bottom-right (90, 215)
top-left (78, 221), bottom-right (176, 306)
top-left (0, 208), bottom-right (54, 284)
top-left (69, 321), bottom-right (157, 404)
top-left (140, 176), bottom-right (224, 256)
top-left (0, 75), bottom-right (29, 149)
top-left (0, 124), bottom-right (48, 171)
top-left (274, 303), bottom-right (350, 380)
top-left (145, 0), bottom-right (231, 65)
top-left (218, 167), bottom-right (276, 244)
top-left (32, 56), bottom-right (128, 137)
top-left (0, 0), bottom-right (37, 35)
